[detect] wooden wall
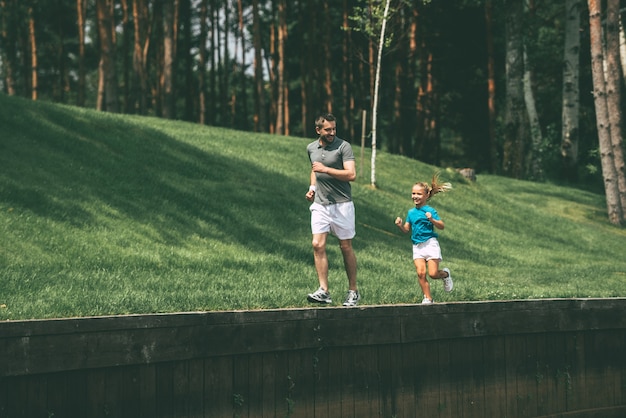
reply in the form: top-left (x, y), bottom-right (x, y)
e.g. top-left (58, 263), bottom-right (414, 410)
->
top-left (1, 298), bottom-right (625, 417)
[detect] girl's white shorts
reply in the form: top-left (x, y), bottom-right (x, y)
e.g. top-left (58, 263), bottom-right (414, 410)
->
top-left (412, 237), bottom-right (442, 261)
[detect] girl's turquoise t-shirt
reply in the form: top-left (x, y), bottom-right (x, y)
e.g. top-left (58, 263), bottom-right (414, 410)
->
top-left (406, 205), bottom-right (440, 244)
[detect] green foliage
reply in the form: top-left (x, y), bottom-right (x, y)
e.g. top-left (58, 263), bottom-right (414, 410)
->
top-left (346, 0), bottom-right (409, 49)
top-left (1, 94), bottom-right (625, 320)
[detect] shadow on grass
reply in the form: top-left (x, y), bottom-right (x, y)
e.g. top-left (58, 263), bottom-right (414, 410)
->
top-left (0, 95), bottom-right (312, 264)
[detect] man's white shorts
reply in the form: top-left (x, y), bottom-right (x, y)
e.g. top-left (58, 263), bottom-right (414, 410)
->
top-left (412, 237), bottom-right (442, 261)
top-left (310, 201), bottom-right (356, 240)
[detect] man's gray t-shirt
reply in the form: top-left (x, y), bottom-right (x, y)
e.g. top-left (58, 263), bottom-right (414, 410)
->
top-left (307, 137), bottom-right (355, 205)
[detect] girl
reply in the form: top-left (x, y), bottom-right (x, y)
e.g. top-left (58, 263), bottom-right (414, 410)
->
top-left (394, 174), bottom-right (453, 304)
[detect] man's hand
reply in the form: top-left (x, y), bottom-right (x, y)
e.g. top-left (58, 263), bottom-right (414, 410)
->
top-left (311, 161), bottom-right (327, 174)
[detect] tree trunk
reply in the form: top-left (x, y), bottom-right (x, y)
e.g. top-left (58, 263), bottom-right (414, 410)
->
top-left (162, 0), bottom-right (175, 119)
top-left (415, 5), bottom-right (440, 165)
top-left (96, 0), bottom-right (118, 112)
top-left (267, 13), bottom-right (276, 134)
top-left (119, 0), bottom-right (131, 112)
top-left (236, 0), bottom-right (248, 128)
top-left (0, 0), bottom-right (16, 95)
top-left (322, 0), bottom-right (332, 113)
top-left (370, 0), bottom-right (391, 188)
top-left (275, 0), bottom-right (286, 135)
top-left (152, 2), bottom-right (163, 116)
top-left (587, 0), bottom-right (622, 225)
top-left (198, 0), bottom-right (208, 124)
top-left (132, 0), bottom-right (150, 115)
top-left (252, 0), bottom-right (265, 132)
top-left (28, 5), bottom-right (37, 100)
top-left (209, 0), bottom-right (217, 124)
top-left (342, 0), bottom-right (353, 140)
top-left (619, 13), bottom-right (626, 85)
top-left (299, 0), bottom-right (309, 138)
top-left (604, 0), bottom-right (626, 219)
top-left (180, 0), bottom-right (194, 121)
top-left (561, 0), bottom-right (581, 182)
top-left (485, 0), bottom-right (498, 173)
top-left (221, 1), bottom-right (230, 128)
top-left (523, 46), bottom-right (543, 180)
top-left (53, 4), bottom-right (67, 103)
top-left (404, 7), bottom-right (418, 158)
top-left (502, 0), bottom-right (529, 178)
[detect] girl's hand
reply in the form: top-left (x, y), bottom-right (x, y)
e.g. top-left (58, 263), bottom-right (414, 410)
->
top-left (425, 212), bottom-right (432, 220)
top-left (394, 217), bottom-right (403, 226)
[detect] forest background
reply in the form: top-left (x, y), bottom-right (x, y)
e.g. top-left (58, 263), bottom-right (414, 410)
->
top-left (0, 0), bottom-right (625, 223)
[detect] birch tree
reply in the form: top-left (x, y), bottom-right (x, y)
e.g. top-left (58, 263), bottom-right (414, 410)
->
top-left (587, 0), bottom-right (622, 225)
top-left (604, 0), bottom-right (626, 219)
top-left (561, 0), bottom-right (581, 181)
top-left (524, 45), bottom-right (543, 180)
top-left (370, 0), bottom-right (391, 187)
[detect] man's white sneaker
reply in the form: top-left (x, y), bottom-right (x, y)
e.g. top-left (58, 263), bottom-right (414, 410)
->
top-left (421, 297), bottom-right (433, 305)
top-left (343, 290), bottom-right (360, 307)
top-left (307, 287), bottom-right (332, 304)
top-left (443, 268), bottom-right (453, 292)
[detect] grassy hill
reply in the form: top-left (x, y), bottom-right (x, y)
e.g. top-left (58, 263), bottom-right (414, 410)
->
top-left (1, 94), bottom-right (625, 320)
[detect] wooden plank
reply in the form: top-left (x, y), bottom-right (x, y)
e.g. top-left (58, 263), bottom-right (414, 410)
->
top-left (326, 346), bottom-right (343, 418)
top-left (203, 356), bottom-right (233, 417)
top-left (119, 366), bottom-right (141, 418)
top-left (244, 353), bottom-right (263, 418)
top-left (232, 354), bottom-right (250, 418)
top-left (155, 362), bottom-right (174, 418)
top-left (396, 343), bottom-right (415, 418)
top-left (563, 331), bottom-right (585, 413)
top-left (350, 344), bottom-right (377, 418)
top-left (4, 299), bottom-right (626, 378)
top-left (312, 344), bottom-right (330, 418)
top-left (463, 337), bottom-right (487, 418)
top-left (74, 369), bottom-right (91, 417)
top-left (172, 361), bottom-right (189, 418)
top-left (105, 366), bottom-right (127, 418)
top-left (287, 348), bottom-right (314, 418)
top-left (400, 342), bottom-right (418, 418)
top-left (377, 344), bottom-right (394, 418)
top-left (25, 372), bottom-right (47, 417)
top-left (339, 345), bottom-right (356, 418)
top-left (585, 330), bottom-right (619, 409)
top-left (504, 335), bottom-right (522, 418)
top-left (138, 363), bottom-right (157, 418)
top-left (435, 339), bottom-right (453, 418)
top-left (86, 368), bottom-right (107, 418)
top-left (620, 330), bottom-right (626, 407)
top-left (519, 334), bottom-right (539, 417)
top-left (260, 352), bottom-right (277, 418)
top-left (538, 331), bottom-right (568, 415)
top-left (274, 351), bottom-right (292, 418)
top-left (601, 330), bottom-right (625, 407)
top-left (187, 359), bottom-right (205, 418)
top-left (482, 335), bottom-right (507, 418)
top-left (1, 301), bottom-right (626, 417)
top-left (5, 375), bottom-right (27, 417)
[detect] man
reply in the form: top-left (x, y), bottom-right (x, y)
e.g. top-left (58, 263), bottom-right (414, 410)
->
top-left (305, 113), bottom-right (360, 306)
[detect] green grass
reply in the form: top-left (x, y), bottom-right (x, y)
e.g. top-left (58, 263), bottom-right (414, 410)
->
top-left (1, 94), bottom-right (625, 320)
